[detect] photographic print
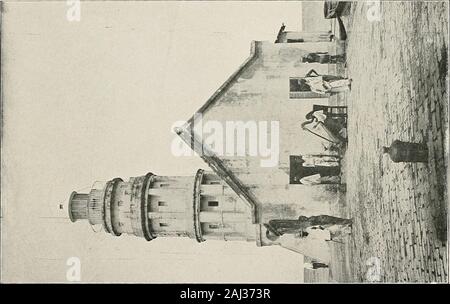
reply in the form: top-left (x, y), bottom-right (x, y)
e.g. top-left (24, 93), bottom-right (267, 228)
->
top-left (1, 0), bottom-right (448, 286)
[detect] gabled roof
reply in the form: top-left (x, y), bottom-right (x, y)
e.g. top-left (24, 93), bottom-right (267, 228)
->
top-left (175, 41), bottom-right (263, 224)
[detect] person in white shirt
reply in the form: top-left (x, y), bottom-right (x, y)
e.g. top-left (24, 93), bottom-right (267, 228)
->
top-left (303, 69), bottom-right (351, 95)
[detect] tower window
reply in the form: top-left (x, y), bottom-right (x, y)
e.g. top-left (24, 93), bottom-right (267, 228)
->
top-left (158, 201), bottom-right (168, 207)
top-left (208, 201), bottom-right (219, 207)
top-left (159, 222), bottom-right (169, 227)
top-left (209, 224), bottom-right (220, 229)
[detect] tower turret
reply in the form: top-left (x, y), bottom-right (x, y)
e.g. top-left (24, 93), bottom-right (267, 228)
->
top-left (68, 170), bottom-right (255, 243)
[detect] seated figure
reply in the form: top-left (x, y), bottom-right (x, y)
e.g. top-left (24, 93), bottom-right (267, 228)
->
top-left (302, 52), bottom-right (346, 64)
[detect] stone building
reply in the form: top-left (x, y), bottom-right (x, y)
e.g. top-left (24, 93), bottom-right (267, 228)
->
top-left (68, 29), bottom-right (348, 262)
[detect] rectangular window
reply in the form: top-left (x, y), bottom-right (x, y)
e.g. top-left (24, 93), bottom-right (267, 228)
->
top-left (209, 224), bottom-right (220, 229)
top-left (208, 201), bottom-right (219, 207)
top-left (159, 183), bottom-right (170, 187)
top-left (159, 222), bottom-right (169, 227)
top-left (209, 181), bottom-right (221, 185)
top-left (158, 201), bottom-right (167, 207)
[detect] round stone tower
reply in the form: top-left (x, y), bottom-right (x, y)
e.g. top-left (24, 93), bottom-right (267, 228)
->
top-left (68, 170), bottom-right (255, 242)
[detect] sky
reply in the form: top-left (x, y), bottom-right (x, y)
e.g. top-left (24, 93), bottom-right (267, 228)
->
top-left (1, 1), bottom-right (305, 282)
